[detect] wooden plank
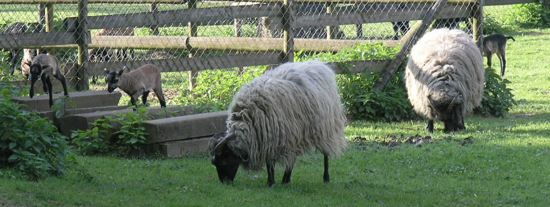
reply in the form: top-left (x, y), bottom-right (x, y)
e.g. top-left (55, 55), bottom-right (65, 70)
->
top-left (328, 60), bottom-right (391, 74)
top-left (266, 4), bottom-right (471, 29)
top-left (89, 35), bottom-right (399, 51)
top-left (0, 0), bottom-right (187, 4)
top-left (86, 53), bottom-right (281, 75)
top-left (64, 5), bottom-right (281, 30)
top-left (0, 32), bottom-right (79, 49)
top-left (204, 0), bottom-right (477, 3)
top-left (0, 0), bottom-right (531, 4)
top-left (485, 0), bottom-right (533, 5)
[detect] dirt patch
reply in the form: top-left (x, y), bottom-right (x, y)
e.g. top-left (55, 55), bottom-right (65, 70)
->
top-left (352, 134), bottom-right (433, 148)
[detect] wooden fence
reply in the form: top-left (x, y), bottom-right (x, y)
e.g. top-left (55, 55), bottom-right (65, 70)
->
top-left (0, 0), bottom-right (534, 90)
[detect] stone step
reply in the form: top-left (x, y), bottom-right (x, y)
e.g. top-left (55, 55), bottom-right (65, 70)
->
top-left (57, 105), bottom-right (197, 136)
top-left (151, 138), bottom-right (212, 158)
top-left (12, 90), bottom-right (121, 112)
top-left (144, 111), bottom-right (227, 144)
top-left (39, 105), bottom-right (128, 121)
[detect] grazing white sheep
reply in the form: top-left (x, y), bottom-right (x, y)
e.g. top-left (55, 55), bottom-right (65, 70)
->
top-left (405, 28), bottom-right (484, 132)
top-left (105, 64), bottom-right (166, 108)
top-left (211, 60), bottom-right (347, 187)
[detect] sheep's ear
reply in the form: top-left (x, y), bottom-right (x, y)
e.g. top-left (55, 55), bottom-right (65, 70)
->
top-left (117, 69), bottom-right (124, 76)
top-left (214, 133), bottom-right (235, 156)
top-left (230, 113), bottom-right (241, 121)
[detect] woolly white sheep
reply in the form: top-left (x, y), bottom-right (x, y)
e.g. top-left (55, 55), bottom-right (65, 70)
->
top-left (105, 64), bottom-right (166, 108)
top-left (405, 28), bottom-right (484, 132)
top-left (28, 54), bottom-right (69, 107)
top-left (211, 60), bottom-right (348, 187)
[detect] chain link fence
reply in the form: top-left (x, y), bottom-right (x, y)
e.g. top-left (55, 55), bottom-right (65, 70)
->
top-left (0, 0), bottom-right (501, 95)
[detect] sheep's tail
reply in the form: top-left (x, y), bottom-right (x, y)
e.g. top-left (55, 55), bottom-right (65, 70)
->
top-left (506, 36), bottom-right (515, 41)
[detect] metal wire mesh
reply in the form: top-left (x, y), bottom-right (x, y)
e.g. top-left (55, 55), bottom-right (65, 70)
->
top-left (1, 0), bottom-right (482, 91)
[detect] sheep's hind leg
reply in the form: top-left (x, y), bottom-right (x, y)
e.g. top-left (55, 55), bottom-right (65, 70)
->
top-left (266, 162), bottom-right (275, 187)
top-left (426, 120), bottom-right (434, 133)
top-left (45, 77), bottom-right (53, 107)
top-left (323, 154), bottom-right (330, 183)
top-left (54, 73), bottom-right (69, 96)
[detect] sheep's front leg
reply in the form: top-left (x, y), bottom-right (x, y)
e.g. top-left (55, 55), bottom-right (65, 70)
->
top-left (323, 154), bottom-right (330, 183)
top-left (282, 157), bottom-right (295, 184)
top-left (266, 162), bottom-right (275, 187)
top-left (426, 120), bottom-right (434, 133)
top-left (142, 91), bottom-right (150, 106)
top-left (130, 95), bottom-right (138, 111)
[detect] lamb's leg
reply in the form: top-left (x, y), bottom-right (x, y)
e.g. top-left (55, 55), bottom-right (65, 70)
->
top-left (486, 53), bottom-right (493, 68)
top-left (45, 77), bottom-right (53, 107)
top-left (130, 97), bottom-right (137, 111)
top-left (498, 49), bottom-right (507, 77)
top-left (42, 78), bottom-right (48, 93)
top-left (426, 120), bottom-right (434, 133)
top-left (142, 91), bottom-right (150, 106)
top-left (54, 73), bottom-right (69, 96)
top-left (266, 162), bottom-right (275, 187)
top-left (153, 88), bottom-right (167, 108)
top-left (323, 154), bottom-right (330, 183)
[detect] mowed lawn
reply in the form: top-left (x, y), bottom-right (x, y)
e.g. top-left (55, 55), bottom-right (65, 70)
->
top-left (1, 27), bottom-right (550, 206)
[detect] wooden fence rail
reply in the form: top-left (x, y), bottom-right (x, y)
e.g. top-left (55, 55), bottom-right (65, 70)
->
top-left (0, 0), bottom-right (534, 90)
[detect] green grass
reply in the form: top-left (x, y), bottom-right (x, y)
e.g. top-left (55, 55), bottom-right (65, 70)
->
top-left (2, 27), bottom-right (550, 206)
top-left (3, 5), bottom-right (550, 206)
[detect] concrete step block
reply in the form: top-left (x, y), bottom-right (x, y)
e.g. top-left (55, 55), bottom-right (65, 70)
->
top-left (155, 138), bottom-right (211, 158)
top-left (57, 105), bottom-right (197, 136)
top-left (12, 90), bottom-right (122, 112)
top-left (144, 111), bottom-right (227, 143)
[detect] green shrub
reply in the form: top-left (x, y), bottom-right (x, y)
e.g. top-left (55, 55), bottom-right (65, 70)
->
top-left (176, 67), bottom-right (268, 111)
top-left (337, 69), bottom-right (417, 121)
top-left (0, 89), bottom-right (69, 180)
top-left (70, 107), bottom-right (148, 156)
top-left (475, 67), bottom-right (516, 117)
top-left (510, 3), bottom-right (550, 28)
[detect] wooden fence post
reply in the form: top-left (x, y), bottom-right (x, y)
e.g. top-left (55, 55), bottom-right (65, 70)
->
top-left (472, 0), bottom-right (484, 50)
top-left (75, 0), bottom-right (89, 91)
top-left (373, 0), bottom-right (449, 91)
top-left (45, 3), bottom-right (54, 32)
top-left (151, 3), bottom-right (159, 35)
top-left (282, 0), bottom-right (294, 62)
top-left (187, 0), bottom-right (198, 90)
top-left (326, 3), bottom-right (336, 40)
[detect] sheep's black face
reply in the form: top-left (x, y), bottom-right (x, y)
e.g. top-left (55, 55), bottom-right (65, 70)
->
top-left (105, 70), bottom-right (121, 93)
top-left (212, 146), bottom-right (241, 184)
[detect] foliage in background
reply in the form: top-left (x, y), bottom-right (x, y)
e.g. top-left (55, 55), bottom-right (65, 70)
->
top-left (296, 43), bottom-right (399, 62)
top-left (0, 89), bottom-right (69, 180)
top-left (70, 107), bottom-right (148, 156)
top-left (337, 69), bottom-right (417, 121)
top-left (484, 3), bottom-right (550, 34)
top-left (475, 67), bottom-right (516, 117)
top-left (298, 43), bottom-right (415, 121)
top-left (176, 67), bottom-right (268, 111)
